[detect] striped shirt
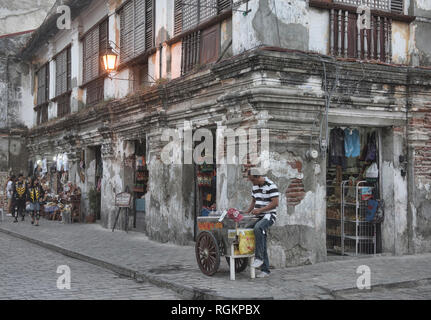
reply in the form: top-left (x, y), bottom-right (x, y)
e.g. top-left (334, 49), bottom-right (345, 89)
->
top-left (252, 177), bottom-right (280, 221)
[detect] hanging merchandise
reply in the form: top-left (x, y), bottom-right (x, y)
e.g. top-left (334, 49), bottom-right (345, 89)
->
top-left (360, 187), bottom-right (373, 201)
top-left (344, 128), bottom-right (360, 158)
top-left (61, 171), bottom-right (68, 185)
top-left (197, 169), bottom-right (213, 188)
top-left (42, 159), bottom-right (48, 174)
top-left (329, 127), bottom-right (346, 168)
top-left (63, 153), bottom-right (69, 171)
top-left (365, 132), bottom-right (377, 162)
top-left (366, 199), bottom-right (379, 222)
top-left (136, 156), bottom-right (144, 168)
top-left (365, 162), bottom-right (379, 178)
top-left (56, 154), bottom-right (63, 172)
top-left (200, 163), bottom-right (214, 173)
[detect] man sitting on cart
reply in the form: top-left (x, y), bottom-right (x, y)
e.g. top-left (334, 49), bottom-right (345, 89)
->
top-left (244, 171), bottom-right (279, 278)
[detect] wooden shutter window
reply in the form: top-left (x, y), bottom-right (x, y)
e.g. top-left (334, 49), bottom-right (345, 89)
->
top-left (41, 105), bottom-right (48, 123)
top-left (391, 0), bottom-right (403, 14)
top-left (86, 77), bottom-right (105, 106)
top-left (120, 1), bottom-right (134, 64)
top-left (200, 0), bottom-right (218, 23)
top-left (119, 0), bottom-right (155, 64)
top-left (37, 64), bottom-right (49, 106)
top-left (134, 0), bottom-right (147, 56)
top-left (182, 0), bottom-right (199, 31)
top-left (67, 46), bottom-right (71, 91)
top-left (176, 0), bottom-right (232, 33)
top-left (55, 47), bottom-right (71, 97)
top-left (83, 26), bottom-right (100, 84)
top-left (37, 66), bottom-right (46, 106)
top-left (57, 93), bottom-right (71, 118)
top-left (181, 31), bottom-right (201, 74)
top-left (99, 19), bottom-right (109, 76)
top-left (217, 0), bottom-right (231, 12)
top-left (333, 0), bottom-right (390, 11)
top-left (55, 47), bottom-right (72, 118)
top-left (145, 0), bottom-right (154, 51)
top-left (200, 24), bottom-right (220, 65)
top-left (174, 0), bottom-right (183, 36)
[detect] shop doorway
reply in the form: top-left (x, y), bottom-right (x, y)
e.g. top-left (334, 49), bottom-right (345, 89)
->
top-left (326, 127), bottom-right (383, 256)
top-left (194, 129), bottom-right (217, 241)
top-left (122, 139), bottom-right (148, 232)
top-left (94, 146), bottom-right (103, 221)
top-left (133, 140), bottom-right (148, 232)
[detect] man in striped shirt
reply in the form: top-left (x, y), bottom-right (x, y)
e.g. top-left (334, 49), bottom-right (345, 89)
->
top-left (244, 174), bottom-right (280, 278)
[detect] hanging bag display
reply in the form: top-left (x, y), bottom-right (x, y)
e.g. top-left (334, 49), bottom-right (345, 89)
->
top-left (365, 162), bottom-right (379, 178)
top-left (365, 132), bottom-right (377, 162)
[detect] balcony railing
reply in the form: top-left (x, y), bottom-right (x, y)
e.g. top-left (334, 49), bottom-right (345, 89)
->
top-left (330, 9), bottom-right (392, 62)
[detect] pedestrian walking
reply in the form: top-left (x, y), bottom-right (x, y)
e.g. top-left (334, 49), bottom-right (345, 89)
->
top-left (27, 178), bottom-right (45, 226)
top-left (12, 174), bottom-right (28, 223)
top-left (244, 173), bottom-right (280, 278)
top-left (6, 175), bottom-right (15, 216)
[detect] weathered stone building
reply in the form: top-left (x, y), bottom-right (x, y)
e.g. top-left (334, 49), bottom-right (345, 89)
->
top-left (5, 0), bottom-right (431, 267)
top-left (0, 0), bottom-right (56, 174)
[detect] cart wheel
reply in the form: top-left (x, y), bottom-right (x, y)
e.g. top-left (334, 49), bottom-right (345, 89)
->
top-left (226, 257), bottom-right (248, 273)
top-left (195, 231), bottom-right (220, 276)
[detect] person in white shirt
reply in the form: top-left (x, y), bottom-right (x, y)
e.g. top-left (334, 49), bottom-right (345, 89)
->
top-left (6, 175), bottom-right (15, 216)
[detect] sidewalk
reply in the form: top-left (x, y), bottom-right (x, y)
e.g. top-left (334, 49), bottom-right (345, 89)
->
top-left (1, 218), bottom-right (431, 299)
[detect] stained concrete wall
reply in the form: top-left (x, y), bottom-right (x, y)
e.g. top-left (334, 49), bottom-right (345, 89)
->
top-left (233, 0), bottom-right (328, 55)
top-left (232, 0), bottom-right (430, 67)
top-left (409, 0), bottom-right (431, 66)
top-left (0, 32), bottom-right (33, 174)
top-left (0, 0), bottom-right (56, 36)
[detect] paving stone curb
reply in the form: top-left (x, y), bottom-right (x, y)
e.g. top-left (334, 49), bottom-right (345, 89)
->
top-left (0, 227), bottom-right (271, 300)
top-left (3, 226), bottom-right (431, 300)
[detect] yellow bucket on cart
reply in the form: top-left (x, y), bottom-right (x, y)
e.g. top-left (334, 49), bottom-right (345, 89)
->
top-left (238, 229), bottom-right (255, 255)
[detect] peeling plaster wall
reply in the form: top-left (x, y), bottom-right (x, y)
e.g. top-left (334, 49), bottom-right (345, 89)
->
top-left (381, 127), bottom-right (409, 255)
top-left (392, 21), bottom-right (410, 65)
top-left (408, 75), bottom-right (431, 254)
top-left (308, 7), bottom-right (329, 55)
top-left (170, 42), bottom-right (182, 80)
top-left (232, 0), bottom-right (328, 55)
top-left (145, 131), bottom-right (195, 244)
top-left (0, 0), bottom-right (56, 36)
top-left (410, 0), bottom-right (431, 66)
top-left (217, 137), bottom-right (327, 267)
top-left (0, 32), bottom-right (32, 174)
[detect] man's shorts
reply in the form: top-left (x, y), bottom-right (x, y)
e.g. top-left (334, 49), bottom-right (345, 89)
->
top-left (27, 203), bottom-right (41, 212)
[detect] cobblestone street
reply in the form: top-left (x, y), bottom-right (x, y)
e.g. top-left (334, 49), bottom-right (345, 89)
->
top-left (1, 219), bottom-right (431, 300)
top-left (0, 232), bottom-right (180, 300)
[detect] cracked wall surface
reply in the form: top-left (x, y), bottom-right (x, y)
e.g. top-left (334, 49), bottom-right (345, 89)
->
top-left (0, 0), bottom-right (56, 36)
